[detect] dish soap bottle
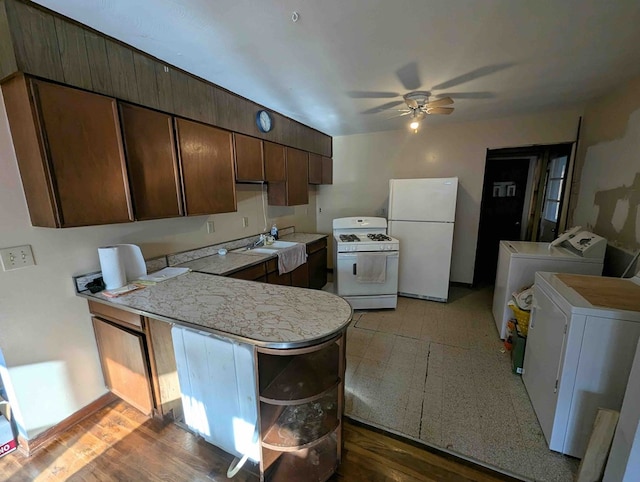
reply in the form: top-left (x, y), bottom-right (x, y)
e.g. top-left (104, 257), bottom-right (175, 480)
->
top-left (270, 223), bottom-right (279, 240)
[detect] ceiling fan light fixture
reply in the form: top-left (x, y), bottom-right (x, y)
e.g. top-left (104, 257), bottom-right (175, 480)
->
top-left (409, 120), bottom-right (420, 130)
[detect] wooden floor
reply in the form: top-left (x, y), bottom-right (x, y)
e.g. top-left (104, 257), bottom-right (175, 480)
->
top-left (3, 401), bottom-right (519, 481)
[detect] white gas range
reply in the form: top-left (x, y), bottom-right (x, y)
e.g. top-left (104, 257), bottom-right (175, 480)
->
top-left (332, 217), bottom-right (399, 309)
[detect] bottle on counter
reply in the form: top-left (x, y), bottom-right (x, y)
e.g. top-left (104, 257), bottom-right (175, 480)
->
top-left (270, 223), bottom-right (279, 240)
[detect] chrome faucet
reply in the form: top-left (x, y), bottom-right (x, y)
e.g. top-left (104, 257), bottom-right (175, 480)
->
top-left (248, 234), bottom-right (266, 249)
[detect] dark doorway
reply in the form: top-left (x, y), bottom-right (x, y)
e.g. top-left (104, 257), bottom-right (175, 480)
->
top-left (473, 143), bottom-right (574, 286)
top-left (474, 158), bottom-right (532, 285)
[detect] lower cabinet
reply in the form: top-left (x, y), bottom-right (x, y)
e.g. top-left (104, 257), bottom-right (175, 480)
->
top-left (89, 301), bottom-right (181, 419)
top-left (307, 238), bottom-right (328, 290)
top-left (229, 262), bottom-right (267, 281)
top-left (257, 332), bottom-right (345, 481)
top-left (227, 246), bottom-right (325, 286)
top-left (92, 316), bottom-right (154, 415)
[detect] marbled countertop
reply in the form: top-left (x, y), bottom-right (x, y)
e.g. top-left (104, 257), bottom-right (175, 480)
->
top-left (80, 271), bottom-right (351, 348)
top-left (174, 233), bottom-right (327, 276)
top-left (176, 252), bottom-right (270, 275)
top-left (280, 232), bottom-right (327, 244)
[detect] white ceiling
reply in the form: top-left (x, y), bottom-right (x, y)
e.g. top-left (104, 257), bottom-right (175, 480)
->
top-left (34, 0), bottom-right (640, 136)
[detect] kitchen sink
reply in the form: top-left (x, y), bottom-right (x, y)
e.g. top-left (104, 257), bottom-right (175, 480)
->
top-left (231, 241), bottom-right (300, 255)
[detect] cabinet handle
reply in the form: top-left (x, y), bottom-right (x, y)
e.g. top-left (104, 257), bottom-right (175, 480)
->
top-left (353, 263), bottom-right (357, 275)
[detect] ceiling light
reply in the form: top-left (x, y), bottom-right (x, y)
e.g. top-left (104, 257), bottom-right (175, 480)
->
top-left (409, 110), bottom-right (424, 133)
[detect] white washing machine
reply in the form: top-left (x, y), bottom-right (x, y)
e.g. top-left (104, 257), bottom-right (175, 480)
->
top-left (523, 270), bottom-right (640, 458)
top-left (492, 230), bottom-right (606, 339)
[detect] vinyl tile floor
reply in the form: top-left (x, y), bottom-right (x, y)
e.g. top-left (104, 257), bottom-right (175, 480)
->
top-left (342, 286), bottom-right (579, 482)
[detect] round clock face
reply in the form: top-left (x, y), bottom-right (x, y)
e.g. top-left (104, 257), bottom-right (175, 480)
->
top-left (257, 110), bottom-right (272, 133)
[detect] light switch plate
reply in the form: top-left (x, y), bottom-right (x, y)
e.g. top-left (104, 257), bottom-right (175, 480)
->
top-left (1, 245), bottom-right (36, 271)
top-left (242, 217), bottom-right (249, 228)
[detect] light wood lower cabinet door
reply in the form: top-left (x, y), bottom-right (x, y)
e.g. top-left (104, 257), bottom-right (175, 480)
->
top-left (92, 317), bottom-right (154, 415)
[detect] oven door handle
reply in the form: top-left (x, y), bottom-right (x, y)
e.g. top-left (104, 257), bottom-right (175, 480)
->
top-left (353, 263), bottom-right (357, 275)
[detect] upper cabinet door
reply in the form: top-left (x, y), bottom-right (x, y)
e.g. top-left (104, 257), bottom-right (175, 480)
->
top-left (264, 141), bottom-right (286, 182)
top-left (321, 157), bottom-right (333, 185)
top-left (234, 133), bottom-right (264, 182)
top-left (175, 118), bottom-right (237, 215)
top-left (286, 147), bottom-right (309, 205)
top-left (120, 103), bottom-right (183, 220)
top-left (308, 153), bottom-right (322, 185)
top-left (31, 79), bottom-right (133, 227)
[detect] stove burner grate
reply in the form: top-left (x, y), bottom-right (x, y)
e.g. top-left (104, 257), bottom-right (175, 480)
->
top-left (367, 233), bottom-right (392, 241)
top-left (339, 234), bottom-right (360, 242)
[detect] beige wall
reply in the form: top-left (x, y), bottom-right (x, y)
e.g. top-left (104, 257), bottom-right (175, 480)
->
top-left (0, 88), bottom-right (316, 439)
top-left (570, 76), bottom-right (640, 251)
top-left (318, 107), bottom-right (584, 283)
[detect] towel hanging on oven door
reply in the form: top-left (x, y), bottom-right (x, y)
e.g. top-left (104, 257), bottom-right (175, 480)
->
top-left (355, 252), bottom-right (387, 283)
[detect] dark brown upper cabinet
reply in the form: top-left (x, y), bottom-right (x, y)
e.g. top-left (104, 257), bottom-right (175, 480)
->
top-left (234, 133), bottom-right (264, 182)
top-left (119, 103), bottom-right (183, 220)
top-left (308, 153), bottom-right (322, 185)
top-left (2, 75), bottom-right (133, 227)
top-left (321, 156), bottom-right (333, 185)
top-left (268, 147), bottom-right (309, 206)
top-left (264, 141), bottom-right (286, 182)
top-left (175, 118), bottom-right (237, 216)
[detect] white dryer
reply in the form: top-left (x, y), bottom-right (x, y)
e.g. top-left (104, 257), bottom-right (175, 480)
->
top-left (492, 229), bottom-right (606, 339)
top-left (523, 271), bottom-right (640, 458)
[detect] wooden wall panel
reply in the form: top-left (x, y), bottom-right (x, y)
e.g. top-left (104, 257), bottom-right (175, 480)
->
top-left (54, 18), bottom-right (92, 90)
top-left (0, 1), bottom-right (18, 81)
top-left (84, 31), bottom-right (112, 94)
top-left (6, 0), bottom-right (63, 81)
top-left (105, 40), bottom-right (139, 103)
top-left (132, 52), bottom-right (160, 109)
top-left (2, 0), bottom-right (332, 157)
top-left (154, 63), bottom-right (174, 113)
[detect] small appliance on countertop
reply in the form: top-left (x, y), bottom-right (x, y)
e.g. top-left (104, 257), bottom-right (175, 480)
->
top-left (97, 243), bottom-right (146, 289)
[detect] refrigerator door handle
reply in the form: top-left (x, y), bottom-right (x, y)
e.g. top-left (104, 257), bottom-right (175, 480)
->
top-left (353, 263), bottom-right (357, 275)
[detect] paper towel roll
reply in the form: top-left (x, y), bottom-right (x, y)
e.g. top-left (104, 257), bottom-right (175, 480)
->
top-left (98, 246), bottom-right (126, 290)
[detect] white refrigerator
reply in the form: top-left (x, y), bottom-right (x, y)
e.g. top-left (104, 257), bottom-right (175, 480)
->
top-left (388, 177), bottom-right (458, 302)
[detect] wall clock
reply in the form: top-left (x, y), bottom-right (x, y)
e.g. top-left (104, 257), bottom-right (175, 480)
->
top-left (256, 110), bottom-right (273, 133)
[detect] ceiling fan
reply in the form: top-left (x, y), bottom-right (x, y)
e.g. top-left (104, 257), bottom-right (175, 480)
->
top-left (399, 91), bottom-right (454, 131)
top-left (348, 61), bottom-right (513, 132)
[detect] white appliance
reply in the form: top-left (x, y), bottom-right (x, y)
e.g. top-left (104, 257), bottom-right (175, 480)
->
top-left (171, 326), bottom-right (260, 465)
top-left (333, 217), bottom-right (399, 309)
top-left (604, 338), bottom-right (640, 481)
top-left (492, 228), bottom-right (606, 339)
top-left (522, 271), bottom-right (640, 458)
top-left (387, 177), bottom-right (458, 302)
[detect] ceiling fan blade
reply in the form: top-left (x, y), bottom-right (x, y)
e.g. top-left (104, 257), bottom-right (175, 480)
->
top-left (360, 100), bottom-right (405, 115)
top-left (442, 92), bottom-right (495, 99)
top-left (347, 90), bottom-right (400, 99)
top-left (404, 97), bottom-right (419, 109)
top-left (395, 62), bottom-right (421, 91)
top-left (388, 111), bottom-right (411, 119)
top-left (426, 107), bottom-right (454, 115)
top-left (431, 62), bottom-right (514, 90)
top-left (426, 97), bottom-right (453, 107)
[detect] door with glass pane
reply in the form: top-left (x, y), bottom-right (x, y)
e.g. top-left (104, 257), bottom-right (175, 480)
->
top-left (538, 152), bottom-right (569, 242)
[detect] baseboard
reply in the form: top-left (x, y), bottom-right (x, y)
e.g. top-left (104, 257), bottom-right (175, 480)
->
top-left (17, 391), bottom-right (118, 456)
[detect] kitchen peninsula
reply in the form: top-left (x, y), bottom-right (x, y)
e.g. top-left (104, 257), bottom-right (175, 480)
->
top-left (78, 247), bottom-right (351, 481)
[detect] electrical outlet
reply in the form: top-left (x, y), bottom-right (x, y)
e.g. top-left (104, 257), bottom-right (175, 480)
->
top-left (1, 245), bottom-right (36, 271)
top-left (242, 217), bottom-right (249, 228)
top-left (206, 221), bottom-right (215, 234)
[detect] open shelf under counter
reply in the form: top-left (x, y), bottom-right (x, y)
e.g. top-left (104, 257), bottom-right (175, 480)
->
top-left (262, 430), bottom-right (338, 482)
top-left (259, 341), bottom-right (340, 405)
top-left (261, 389), bottom-right (339, 451)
